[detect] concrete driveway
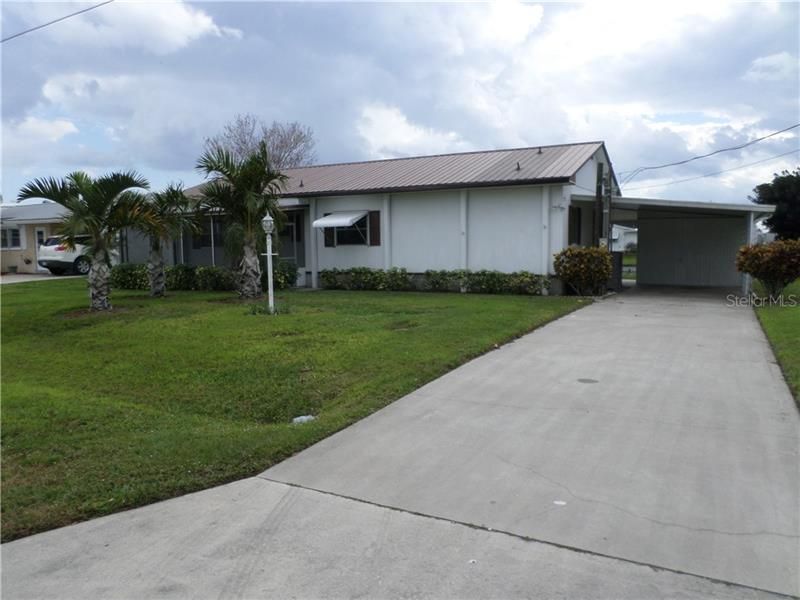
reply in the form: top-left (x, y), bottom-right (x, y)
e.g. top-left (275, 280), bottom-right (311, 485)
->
top-left (3, 288), bottom-right (798, 598)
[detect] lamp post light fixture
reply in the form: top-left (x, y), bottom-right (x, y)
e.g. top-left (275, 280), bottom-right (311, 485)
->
top-left (261, 213), bottom-right (275, 314)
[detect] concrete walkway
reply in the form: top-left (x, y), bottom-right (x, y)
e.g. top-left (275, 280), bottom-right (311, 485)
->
top-left (3, 289), bottom-right (798, 598)
top-left (0, 273), bottom-right (81, 284)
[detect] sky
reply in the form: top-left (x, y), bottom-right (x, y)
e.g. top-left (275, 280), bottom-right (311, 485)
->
top-left (1, 1), bottom-right (799, 204)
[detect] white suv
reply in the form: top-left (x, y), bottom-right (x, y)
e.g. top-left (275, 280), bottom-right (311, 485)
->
top-left (37, 236), bottom-right (96, 275)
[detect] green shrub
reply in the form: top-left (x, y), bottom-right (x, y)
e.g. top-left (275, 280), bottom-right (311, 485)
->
top-left (553, 246), bottom-right (612, 296)
top-left (319, 268), bottom-right (550, 295)
top-left (165, 264), bottom-right (196, 290)
top-left (423, 270), bottom-right (453, 292)
top-left (262, 259), bottom-right (298, 291)
top-left (465, 270), bottom-right (508, 294)
top-left (384, 267), bottom-right (412, 291)
top-left (110, 263), bottom-right (148, 290)
top-left (507, 271), bottom-right (550, 295)
top-left (320, 268), bottom-right (342, 290)
top-left (736, 239), bottom-right (800, 297)
top-left (195, 266), bottom-right (237, 291)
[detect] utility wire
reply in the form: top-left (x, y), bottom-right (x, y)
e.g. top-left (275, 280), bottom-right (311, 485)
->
top-left (1, 0), bottom-right (115, 43)
top-left (619, 123), bottom-right (800, 184)
top-left (621, 149), bottom-right (800, 192)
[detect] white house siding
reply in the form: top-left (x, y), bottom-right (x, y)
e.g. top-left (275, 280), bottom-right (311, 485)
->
top-left (390, 191), bottom-right (461, 272)
top-left (307, 185), bottom-right (566, 282)
top-left (637, 209), bottom-right (746, 287)
top-left (467, 187), bottom-right (547, 272)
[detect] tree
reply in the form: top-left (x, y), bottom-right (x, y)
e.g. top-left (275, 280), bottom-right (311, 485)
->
top-left (134, 184), bottom-right (198, 298)
top-left (18, 171), bottom-right (150, 310)
top-left (196, 142), bottom-right (287, 298)
top-left (204, 114), bottom-right (316, 169)
top-left (749, 168), bottom-right (800, 240)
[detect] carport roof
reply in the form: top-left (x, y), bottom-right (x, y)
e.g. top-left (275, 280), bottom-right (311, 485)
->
top-left (571, 194), bottom-right (774, 214)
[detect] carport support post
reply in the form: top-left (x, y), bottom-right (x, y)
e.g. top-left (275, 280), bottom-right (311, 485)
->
top-left (594, 162), bottom-right (604, 246)
top-left (743, 212), bottom-right (754, 296)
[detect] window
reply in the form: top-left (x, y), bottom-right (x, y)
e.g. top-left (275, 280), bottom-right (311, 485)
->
top-left (192, 219), bottom-right (224, 249)
top-left (336, 215), bottom-right (369, 245)
top-left (1, 227), bottom-right (21, 249)
top-left (322, 211), bottom-right (381, 247)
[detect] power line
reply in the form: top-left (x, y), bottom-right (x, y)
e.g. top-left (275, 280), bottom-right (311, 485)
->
top-left (621, 149), bottom-right (800, 192)
top-left (1, 0), bottom-right (115, 43)
top-left (619, 123), bottom-right (800, 184)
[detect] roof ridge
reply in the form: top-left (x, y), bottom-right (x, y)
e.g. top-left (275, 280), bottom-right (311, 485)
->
top-left (283, 141), bottom-right (605, 172)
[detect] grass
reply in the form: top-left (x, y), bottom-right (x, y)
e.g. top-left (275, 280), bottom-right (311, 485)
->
top-left (754, 280), bottom-right (800, 403)
top-left (622, 253), bottom-right (637, 267)
top-left (1, 279), bottom-right (584, 540)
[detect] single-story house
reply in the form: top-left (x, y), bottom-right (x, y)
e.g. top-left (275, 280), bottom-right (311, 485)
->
top-left (126, 141), bottom-right (771, 292)
top-left (0, 201), bottom-right (69, 274)
top-left (611, 224), bottom-right (638, 253)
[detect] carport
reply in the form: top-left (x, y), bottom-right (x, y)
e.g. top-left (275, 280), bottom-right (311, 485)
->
top-left (571, 194), bottom-right (774, 293)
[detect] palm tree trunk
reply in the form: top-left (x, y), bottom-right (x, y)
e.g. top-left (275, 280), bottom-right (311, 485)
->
top-left (239, 237), bottom-right (262, 298)
top-left (147, 238), bottom-right (166, 297)
top-left (89, 251), bottom-right (112, 311)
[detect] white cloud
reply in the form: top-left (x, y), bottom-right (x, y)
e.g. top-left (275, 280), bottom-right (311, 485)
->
top-left (12, 116), bottom-right (78, 142)
top-left (357, 104), bottom-right (472, 159)
top-left (2, 117), bottom-right (79, 173)
top-left (6, 1), bottom-right (241, 55)
top-left (743, 52), bottom-right (799, 82)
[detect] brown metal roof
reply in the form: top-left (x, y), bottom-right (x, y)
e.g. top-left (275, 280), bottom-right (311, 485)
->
top-left (281, 141), bottom-right (604, 197)
top-left (185, 141), bottom-right (606, 198)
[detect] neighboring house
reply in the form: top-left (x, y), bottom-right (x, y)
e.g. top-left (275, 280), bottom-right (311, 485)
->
top-left (611, 224), bottom-right (638, 252)
top-left (134, 141), bottom-right (771, 292)
top-left (0, 202), bottom-right (68, 274)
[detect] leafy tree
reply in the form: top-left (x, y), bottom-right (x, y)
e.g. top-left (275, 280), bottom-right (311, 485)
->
top-left (204, 113), bottom-right (316, 169)
top-left (134, 184), bottom-right (199, 297)
top-left (196, 142), bottom-right (287, 298)
top-left (749, 168), bottom-right (800, 240)
top-left (19, 171), bottom-right (150, 310)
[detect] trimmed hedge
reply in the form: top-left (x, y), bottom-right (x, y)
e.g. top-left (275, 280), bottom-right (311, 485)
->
top-left (736, 239), bottom-right (800, 297)
top-left (112, 260), bottom-right (298, 293)
top-left (553, 246), bottom-right (612, 296)
top-left (195, 266), bottom-right (237, 291)
top-left (110, 263), bottom-right (148, 290)
top-left (320, 268), bottom-right (549, 295)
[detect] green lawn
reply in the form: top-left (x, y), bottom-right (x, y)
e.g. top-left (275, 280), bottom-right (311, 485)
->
top-left (755, 280), bottom-right (800, 403)
top-left (622, 253), bottom-right (637, 267)
top-left (1, 279), bottom-right (584, 540)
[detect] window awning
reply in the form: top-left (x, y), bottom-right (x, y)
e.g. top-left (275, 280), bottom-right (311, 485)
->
top-left (312, 211), bottom-right (368, 229)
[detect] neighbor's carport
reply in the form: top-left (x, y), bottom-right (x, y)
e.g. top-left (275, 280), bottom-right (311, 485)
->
top-left (573, 195), bottom-right (773, 292)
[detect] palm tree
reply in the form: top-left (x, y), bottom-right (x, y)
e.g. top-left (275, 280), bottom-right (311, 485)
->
top-left (18, 171), bottom-right (150, 310)
top-left (135, 184), bottom-right (198, 297)
top-left (196, 141), bottom-right (286, 298)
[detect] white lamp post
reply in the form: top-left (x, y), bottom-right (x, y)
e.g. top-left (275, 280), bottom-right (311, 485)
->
top-left (261, 213), bottom-right (275, 314)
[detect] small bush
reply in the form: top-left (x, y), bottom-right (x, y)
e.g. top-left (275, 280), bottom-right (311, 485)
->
top-left (423, 270), bottom-right (453, 292)
top-left (507, 271), bottom-right (550, 295)
top-left (195, 266), bottom-right (237, 291)
top-left (553, 246), bottom-right (612, 296)
top-left (465, 270), bottom-right (508, 294)
top-left (320, 268), bottom-right (342, 290)
top-left (262, 259), bottom-right (298, 291)
top-left (351, 267), bottom-right (385, 290)
top-left (384, 267), bottom-right (412, 291)
top-left (165, 264), bottom-right (196, 290)
top-left (110, 263), bottom-right (148, 290)
top-left (736, 239), bottom-right (800, 297)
